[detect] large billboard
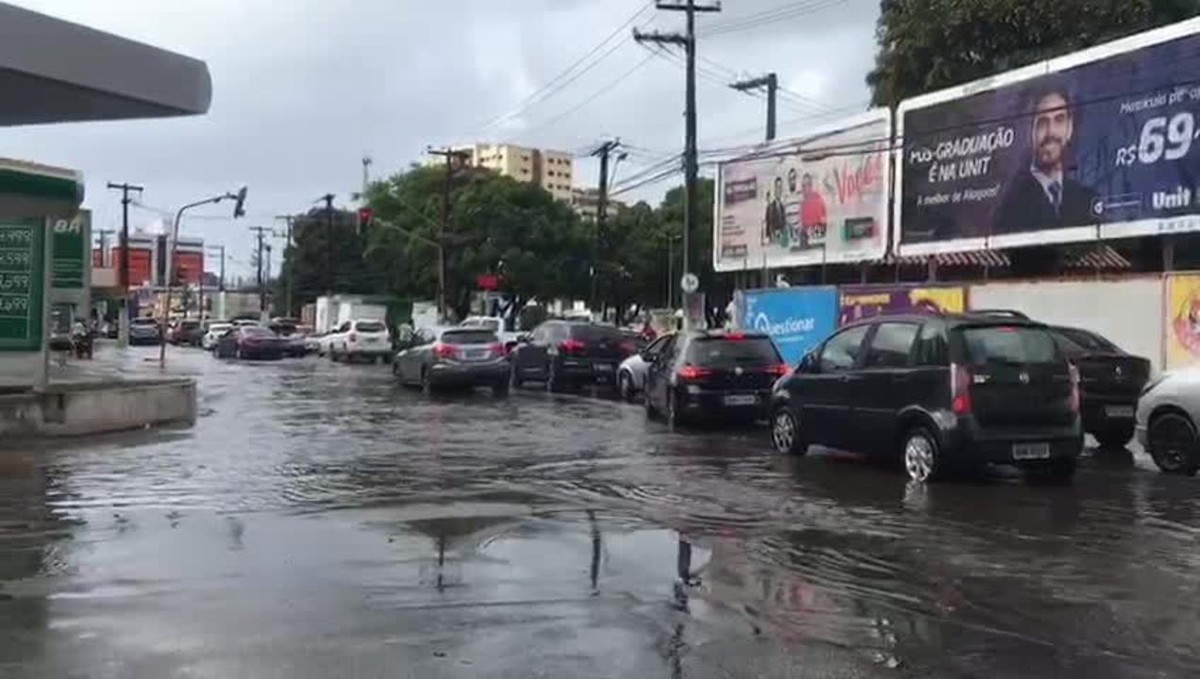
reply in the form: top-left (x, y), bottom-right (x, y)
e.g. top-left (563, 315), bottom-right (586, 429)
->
top-left (838, 285), bottom-right (966, 326)
top-left (1166, 273), bottom-right (1200, 371)
top-left (740, 287), bottom-right (837, 365)
top-left (714, 110), bottom-right (891, 272)
top-left (897, 19), bottom-right (1200, 255)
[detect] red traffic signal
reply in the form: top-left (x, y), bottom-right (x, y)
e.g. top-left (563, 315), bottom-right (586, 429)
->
top-left (356, 207), bottom-right (373, 234)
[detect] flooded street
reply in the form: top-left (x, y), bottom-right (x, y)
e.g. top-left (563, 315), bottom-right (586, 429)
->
top-left (2, 347), bottom-right (1199, 678)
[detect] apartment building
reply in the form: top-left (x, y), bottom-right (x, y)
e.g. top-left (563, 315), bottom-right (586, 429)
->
top-left (570, 187), bottom-right (625, 222)
top-left (436, 143), bottom-right (574, 202)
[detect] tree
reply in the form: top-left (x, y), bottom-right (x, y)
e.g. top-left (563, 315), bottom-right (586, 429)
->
top-left (276, 206), bottom-right (377, 316)
top-left (867, 0), bottom-right (1200, 107)
top-left (363, 166), bottom-right (591, 321)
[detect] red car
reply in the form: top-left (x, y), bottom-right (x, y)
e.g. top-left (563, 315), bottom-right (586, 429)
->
top-left (214, 325), bottom-right (285, 360)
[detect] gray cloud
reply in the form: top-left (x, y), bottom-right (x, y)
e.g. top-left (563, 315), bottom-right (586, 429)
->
top-left (4, 0), bottom-right (878, 279)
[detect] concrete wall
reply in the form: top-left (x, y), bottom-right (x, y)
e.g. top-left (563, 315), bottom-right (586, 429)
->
top-left (968, 278), bottom-right (1164, 372)
top-left (0, 378), bottom-right (195, 440)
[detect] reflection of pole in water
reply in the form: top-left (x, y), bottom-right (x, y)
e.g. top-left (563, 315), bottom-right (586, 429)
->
top-left (436, 532), bottom-right (446, 592)
top-left (588, 510), bottom-right (600, 594)
top-left (677, 539), bottom-right (692, 582)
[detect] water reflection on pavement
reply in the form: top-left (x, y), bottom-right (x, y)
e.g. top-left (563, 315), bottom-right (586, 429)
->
top-left (1, 345), bottom-right (1198, 677)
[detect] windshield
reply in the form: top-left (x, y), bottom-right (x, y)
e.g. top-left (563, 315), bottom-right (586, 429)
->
top-left (1051, 326), bottom-right (1120, 354)
top-left (355, 321), bottom-right (386, 332)
top-left (686, 337), bottom-right (780, 366)
top-left (441, 330), bottom-right (497, 344)
top-left (958, 325), bottom-right (1060, 365)
top-left (209, 325), bottom-right (230, 334)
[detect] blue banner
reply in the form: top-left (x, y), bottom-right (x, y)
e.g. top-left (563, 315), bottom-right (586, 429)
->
top-left (741, 287), bottom-right (837, 365)
top-left (900, 21), bottom-right (1200, 250)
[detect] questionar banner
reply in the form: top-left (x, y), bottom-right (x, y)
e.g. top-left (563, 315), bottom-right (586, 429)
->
top-left (897, 19), bottom-right (1200, 255)
top-left (714, 110), bottom-right (890, 272)
top-left (741, 287), bottom-right (837, 365)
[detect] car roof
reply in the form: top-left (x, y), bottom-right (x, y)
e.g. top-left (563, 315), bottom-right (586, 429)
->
top-left (839, 312), bottom-right (1047, 330)
top-left (686, 328), bottom-right (770, 340)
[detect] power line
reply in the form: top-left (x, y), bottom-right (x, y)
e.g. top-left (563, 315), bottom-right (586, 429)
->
top-left (473, 1), bottom-right (654, 133)
top-left (700, 0), bottom-right (847, 38)
top-left (519, 53), bottom-right (657, 137)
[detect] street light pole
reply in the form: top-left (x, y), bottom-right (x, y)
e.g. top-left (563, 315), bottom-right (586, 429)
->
top-left (160, 187), bottom-right (247, 367)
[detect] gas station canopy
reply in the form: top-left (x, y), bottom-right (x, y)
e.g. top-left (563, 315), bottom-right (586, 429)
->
top-left (0, 3), bottom-right (212, 126)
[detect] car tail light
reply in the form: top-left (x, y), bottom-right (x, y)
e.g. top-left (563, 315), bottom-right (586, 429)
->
top-left (348, 332), bottom-right (358, 343)
top-left (764, 363), bottom-right (790, 376)
top-left (432, 342), bottom-right (457, 359)
top-left (560, 338), bottom-right (585, 353)
top-left (950, 362), bottom-right (972, 415)
top-left (677, 365), bottom-right (711, 380)
top-left (1068, 364), bottom-right (1081, 413)
top-left (488, 342), bottom-right (506, 356)
top-left (725, 332), bottom-right (745, 340)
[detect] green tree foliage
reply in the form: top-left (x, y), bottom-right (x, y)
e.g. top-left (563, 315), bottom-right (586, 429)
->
top-left (867, 0), bottom-right (1200, 107)
top-left (275, 207), bottom-right (375, 316)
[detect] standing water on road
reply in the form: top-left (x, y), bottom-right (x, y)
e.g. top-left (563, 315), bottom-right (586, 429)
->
top-left (1, 346), bottom-right (1199, 677)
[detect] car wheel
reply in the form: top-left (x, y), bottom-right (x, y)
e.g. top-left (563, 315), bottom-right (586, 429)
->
top-left (618, 371), bottom-right (635, 403)
top-left (1148, 411), bottom-right (1200, 476)
top-left (771, 406), bottom-right (807, 456)
top-left (903, 426), bottom-right (943, 483)
top-left (1094, 423), bottom-right (1135, 450)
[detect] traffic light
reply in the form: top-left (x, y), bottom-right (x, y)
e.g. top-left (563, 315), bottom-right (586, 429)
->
top-left (232, 185), bottom-right (248, 218)
top-left (357, 207), bottom-right (373, 234)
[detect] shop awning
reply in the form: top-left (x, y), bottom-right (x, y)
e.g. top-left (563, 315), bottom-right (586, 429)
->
top-left (0, 3), bottom-right (211, 126)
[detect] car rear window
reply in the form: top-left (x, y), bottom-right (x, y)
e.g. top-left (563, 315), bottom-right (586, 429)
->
top-left (569, 325), bottom-right (622, 342)
top-left (441, 330), bottom-right (497, 344)
top-left (243, 326), bottom-right (274, 337)
top-left (132, 318), bottom-right (157, 326)
top-left (686, 337), bottom-right (780, 367)
top-left (355, 321), bottom-right (386, 332)
top-left (1051, 327), bottom-right (1119, 354)
top-left (958, 325), bottom-right (1060, 365)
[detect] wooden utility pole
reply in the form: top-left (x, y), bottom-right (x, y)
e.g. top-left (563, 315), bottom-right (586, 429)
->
top-left (274, 215), bottom-right (295, 317)
top-left (249, 226), bottom-right (270, 317)
top-left (426, 147), bottom-right (471, 322)
top-left (590, 139), bottom-right (622, 313)
top-left (634, 0), bottom-right (720, 301)
top-left (730, 73), bottom-right (778, 141)
top-left (319, 194), bottom-right (334, 295)
top-left (106, 181), bottom-right (143, 345)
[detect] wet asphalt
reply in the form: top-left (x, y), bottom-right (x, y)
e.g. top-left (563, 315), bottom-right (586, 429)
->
top-left (1, 344), bottom-right (1198, 678)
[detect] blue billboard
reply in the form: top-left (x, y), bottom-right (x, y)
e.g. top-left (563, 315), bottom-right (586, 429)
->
top-left (898, 19), bottom-right (1200, 254)
top-left (741, 287), bottom-right (837, 365)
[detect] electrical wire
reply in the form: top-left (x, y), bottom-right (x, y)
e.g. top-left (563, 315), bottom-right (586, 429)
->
top-left (700, 0), bottom-right (847, 39)
top-left (519, 53), bottom-right (657, 137)
top-left (472, 1), bottom-right (654, 133)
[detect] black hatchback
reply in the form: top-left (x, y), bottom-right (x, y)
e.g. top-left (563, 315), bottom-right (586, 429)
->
top-left (644, 330), bottom-right (787, 425)
top-left (510, 321), bottom-right (633, 390)
top-left (769, 313), bottom-right (1083, 483)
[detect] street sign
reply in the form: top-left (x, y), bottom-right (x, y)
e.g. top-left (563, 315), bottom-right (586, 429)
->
top-left (681, 272), bottom-right (700, 294)
top-left (51, 210), bottom-right (88, 290)
top-left (0, 218), bottom-right (45, 351)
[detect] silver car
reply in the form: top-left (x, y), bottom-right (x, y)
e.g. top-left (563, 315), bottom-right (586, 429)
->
top-left (616, 334), bottom-right (672, 402)
top-left (1136, 368), bottom-right (1200, 475)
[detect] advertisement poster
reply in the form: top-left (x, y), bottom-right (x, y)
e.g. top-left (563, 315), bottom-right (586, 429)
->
top-left (714, 110), bottom-right (891, 272)
top-left (898, 20), bottom-right (1200, 254)
top-left (837, 285), bottom-right (966, 326)
top-left (1166, 274), bottom-right (1200, 370)
top-left (741, 287), bottom-right (837, 364)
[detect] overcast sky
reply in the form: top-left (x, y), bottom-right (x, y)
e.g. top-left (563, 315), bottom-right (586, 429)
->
top-left (5, 0), bottom-right (878, 280)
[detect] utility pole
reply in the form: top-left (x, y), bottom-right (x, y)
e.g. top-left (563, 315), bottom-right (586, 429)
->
top-left (274, 215), bottom-right (295, 317)
top-left (590, 139), bottom-right (622, 314)
top-left (730, 73), bottom-right (778, 141)
top-left (250, 226), bottom-right (270, 318)
top-left (426, 147), bottom-right (471, 322)
top-left (94, 229), bottom-right (115, 267)
top-left (320, 194), bottom-right (334, 295)
top-left (634, 0), bottom-right (720, 320)
top-left (106, 181), bottom-right (143, 346)
top-left (206, 245), bottom-right (226, 291)
top-left (361, 156), bottom-right (372, 199)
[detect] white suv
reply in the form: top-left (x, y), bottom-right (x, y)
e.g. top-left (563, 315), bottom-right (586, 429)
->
top-left (328, 319), bottom-right (392, 363)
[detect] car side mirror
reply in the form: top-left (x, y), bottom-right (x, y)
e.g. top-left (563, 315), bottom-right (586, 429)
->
top-left (799, 352), bottom-right (818, 373)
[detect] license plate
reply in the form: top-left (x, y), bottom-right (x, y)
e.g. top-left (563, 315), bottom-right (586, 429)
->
top-left (464, 350), bottom-right (489, 361)
top-left (593, 363), bottom-right (613, 372)
top-left (1012, 442), bottom-right (1051, 460)
top-left (724, 394), bottom-right (758, 406)
top-left (1104, 405), bottom-right (1134, 418)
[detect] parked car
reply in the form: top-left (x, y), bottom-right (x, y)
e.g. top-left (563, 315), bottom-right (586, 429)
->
top-left (617, 333), bottom-right (674, 402)
top-left (970, 309), bottom-right (1151, 448)
top-left (510, 321), bottom-right (633, 390)
top-left (214, 325), bottom-right (285, 360)
top-left (644, 329), bottom-right (786, 425)
top-left (769, 313), bottom-right (1082, 483)
top-left (460, 315), bottom-right (522, 351)
top-left (280, 324), bottom-right (313, 358)
top-left (1048, 325), bottom-right (1150, 449)
top-left (1136, 369), bottom-right (1200, 475)
top-left (168, 319), bottom-right (203, 346)
top-left (307, 332), bottom-right (330, 356)
top-left (327, 319), bottom-right (392, 363)
top-left (393, 327), bottom-right (510, 394)
top-left (129, 317), bottom-right (162, 346)
top-left (202, 322), bottom-right (232, 351)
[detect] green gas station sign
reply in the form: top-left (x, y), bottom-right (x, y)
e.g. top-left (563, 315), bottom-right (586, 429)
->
top-left (51, 210), bottom-right (88, 290)
top-left (0, 218), bottom-right (45, 351)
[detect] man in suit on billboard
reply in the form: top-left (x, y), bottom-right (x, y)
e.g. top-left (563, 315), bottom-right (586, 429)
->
top-left (992, 82), bottom-right (1096, 234)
